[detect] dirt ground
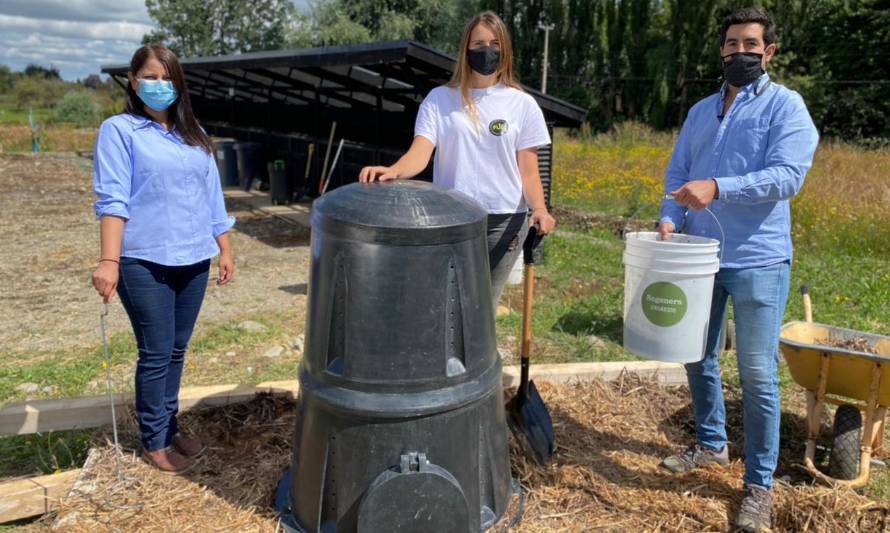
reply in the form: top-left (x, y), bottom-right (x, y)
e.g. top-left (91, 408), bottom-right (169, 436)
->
top-left (0, 153), bottom-right (311, 356)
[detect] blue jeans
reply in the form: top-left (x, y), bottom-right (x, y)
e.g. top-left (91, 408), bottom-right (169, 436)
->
top-left (685, 260), bottom-right (790, 488)
top-left (117, 257), bottom-right (210, 451)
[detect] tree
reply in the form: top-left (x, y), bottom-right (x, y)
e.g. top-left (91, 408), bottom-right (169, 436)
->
top-left (12, 77), bottom-right (44, 110)
top-left (83, 74), bottom-right (102, 90)
top-left (143, 0), bottom-right (297, 57)
top-left (303, 0), bottom-right (477, 53)
top-left (781, 0), bottom-right (890, 140)
top-left (0, 65), bottom-right (13, 94)
top-left (140, 0), bottom-right (889, 140)
top-left (23, 64), bottom-right (61, 79)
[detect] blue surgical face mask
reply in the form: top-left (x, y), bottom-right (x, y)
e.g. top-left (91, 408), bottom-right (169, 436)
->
top-left (137, 79), bottom-right (178, 111)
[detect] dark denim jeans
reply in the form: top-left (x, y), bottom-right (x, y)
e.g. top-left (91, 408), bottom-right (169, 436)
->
top-left (487, 212), bottom-right (529, 310)
top-left (685, 260), bottom-right (790, 488)
top-left (117, 257), bottom-right (210, 451)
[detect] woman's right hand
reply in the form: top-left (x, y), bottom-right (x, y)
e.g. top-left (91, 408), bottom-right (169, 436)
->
top-left (359, 165), bottom-right (400, 183)
top-left (92, 261), bottom-right (120, 303)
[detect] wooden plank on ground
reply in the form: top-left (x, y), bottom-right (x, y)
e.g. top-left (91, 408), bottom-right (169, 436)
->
top-left (0, 469), bottom-right (80, 523)
top-left (225, 190), bottom-right (313, 228)
top-left (501, 361), bottom-right (686, 388)
top-left (0, 380), bottom-right (300, 437)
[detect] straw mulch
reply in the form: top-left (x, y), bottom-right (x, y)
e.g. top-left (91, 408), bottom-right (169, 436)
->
top-left (42, 377), bottom-right (887, 532)
top-left (508, 376), bottom-right (887, 532)
top-left (48, 394), bottom-right (293, 532)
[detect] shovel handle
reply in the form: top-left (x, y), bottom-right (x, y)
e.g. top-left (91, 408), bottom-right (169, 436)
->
top-left (800, 285), bottom-right (813, 323)
top-left (523, 225), bottom-right (544, 265)
top-left (519, 263), bottom-right (535, 398)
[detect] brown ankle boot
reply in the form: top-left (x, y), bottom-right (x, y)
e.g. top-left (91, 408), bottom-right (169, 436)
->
top-left (172, 433), bottom-right (205, 458)
top-left (143, 447), bottom-right (193, 475)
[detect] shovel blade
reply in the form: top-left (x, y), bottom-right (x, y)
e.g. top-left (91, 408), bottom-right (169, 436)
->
top-left (507, 380), bottom-right (555, 465)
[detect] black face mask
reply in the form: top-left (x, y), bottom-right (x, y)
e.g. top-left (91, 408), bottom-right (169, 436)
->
top-left (722, 52), bottom-right (765, 88)
top-left (468, 46), bottom-right (500, 76)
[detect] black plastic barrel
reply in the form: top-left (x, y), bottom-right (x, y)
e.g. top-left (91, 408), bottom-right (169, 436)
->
top-left (269, 159), bottom-right (291, 205)
top-left (287, 151), bottom-right (307, 202)
top-left (233, 141), bottom-right (266, 191)
top-left (283, 181), bottom-right (512, 532)
top-left (212, 138), bottom-right (238, 187)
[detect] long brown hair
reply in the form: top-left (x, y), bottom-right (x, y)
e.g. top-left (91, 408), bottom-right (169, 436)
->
top-left (448, 11), bottom-right (522, 131)
top-left (125, 44), bottom-right (213, 153)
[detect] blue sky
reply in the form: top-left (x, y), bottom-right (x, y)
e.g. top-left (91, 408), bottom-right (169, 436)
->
top-left (0, 0), bottom-right (310, 81)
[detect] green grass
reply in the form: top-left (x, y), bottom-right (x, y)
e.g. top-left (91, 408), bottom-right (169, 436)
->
top-left (0, 430), bottom-right (93, 478)
top-left (0, 95), bottom-right (52, 125)
top-left (0, 330), bottom-right (136, 405)
top-left (787, 252), bottom-right (890, 335)
top-left (497, 227), bottom-right (636, 363)
top-left (0, 311), bottom-right (294, 406)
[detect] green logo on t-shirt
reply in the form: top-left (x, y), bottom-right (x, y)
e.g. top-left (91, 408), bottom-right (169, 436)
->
top-left (641, 282), bottom-right (688, 327)
top-left (489, 119), bottom-right (508, 136)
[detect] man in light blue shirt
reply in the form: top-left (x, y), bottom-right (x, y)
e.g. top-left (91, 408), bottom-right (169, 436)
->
top-left (657, 7), bottom-right (818, 532)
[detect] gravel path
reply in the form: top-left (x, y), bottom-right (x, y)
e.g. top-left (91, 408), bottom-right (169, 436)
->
top-left (0, 153), bottom-right (311, 356)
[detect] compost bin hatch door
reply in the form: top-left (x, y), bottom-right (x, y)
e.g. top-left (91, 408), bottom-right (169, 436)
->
top-left (357, 453), bottom-right (470, 533)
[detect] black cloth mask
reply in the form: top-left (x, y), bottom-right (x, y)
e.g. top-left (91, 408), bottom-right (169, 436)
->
top-left (722, 52), bottom-right (765, 88)
top-left (468, 46), bottom-right (500, 76)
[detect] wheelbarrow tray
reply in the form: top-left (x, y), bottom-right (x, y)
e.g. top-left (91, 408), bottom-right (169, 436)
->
top-left (780, 321), bottom-right (890, 405)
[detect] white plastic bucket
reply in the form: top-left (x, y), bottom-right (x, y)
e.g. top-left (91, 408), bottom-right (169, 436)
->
top-left (507, 254), bottom-right (524, 285)
top-left (622, 232), bottom-right (720, 363)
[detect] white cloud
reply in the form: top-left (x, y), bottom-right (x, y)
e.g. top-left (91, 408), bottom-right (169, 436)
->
top-left (0, 0), bottom-right (309, 80)
top-left (0, 0), bottom-right (151, 23)
top-left (0, 1), bottom-right (153, 80)
top-left (0, 14), bottom-right (153, 42)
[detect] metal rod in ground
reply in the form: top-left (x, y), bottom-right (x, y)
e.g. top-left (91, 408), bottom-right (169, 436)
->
top-left (100, 304), bottom-right (124, 479)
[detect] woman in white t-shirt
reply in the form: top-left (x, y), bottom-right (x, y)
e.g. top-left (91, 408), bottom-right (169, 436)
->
top-left (359, 10), bottom-right (556, 306)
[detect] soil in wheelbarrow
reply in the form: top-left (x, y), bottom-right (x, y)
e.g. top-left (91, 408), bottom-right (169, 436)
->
top-left (32, 376), bottom-right (888, 533)
top-left (820, 336), bottom-right (881, 355)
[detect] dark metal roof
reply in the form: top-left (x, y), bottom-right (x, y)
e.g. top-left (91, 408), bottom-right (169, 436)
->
top-left (101, 40), bottom-right (586, 128)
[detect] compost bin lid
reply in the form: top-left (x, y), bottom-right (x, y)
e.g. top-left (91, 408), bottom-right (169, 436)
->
top-left (312, 181), bottom-right (487, 243)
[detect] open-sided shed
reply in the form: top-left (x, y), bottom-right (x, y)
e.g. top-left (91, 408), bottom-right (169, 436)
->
top-left (102, 40), bottom-right (586, 199)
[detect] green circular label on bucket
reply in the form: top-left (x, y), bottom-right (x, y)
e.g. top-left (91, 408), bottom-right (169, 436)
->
top-left (641, 282), bottom-right (687, 327)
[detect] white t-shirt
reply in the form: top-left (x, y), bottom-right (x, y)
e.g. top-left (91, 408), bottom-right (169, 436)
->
top-left (414, 84), bottom-right (551, 214)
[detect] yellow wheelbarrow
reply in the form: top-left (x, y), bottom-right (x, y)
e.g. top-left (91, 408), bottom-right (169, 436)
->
top-left (779, 286), bottom-right (890, 489)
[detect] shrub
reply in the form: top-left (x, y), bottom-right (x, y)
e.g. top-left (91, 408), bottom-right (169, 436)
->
top-left (52, 91), bottom-right (100, 127)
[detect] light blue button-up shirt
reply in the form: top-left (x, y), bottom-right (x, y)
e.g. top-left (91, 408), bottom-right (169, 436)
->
top-left (660, 74), bottom-right (819, 268)
top-left (93, 113), bottom-right (235, 266)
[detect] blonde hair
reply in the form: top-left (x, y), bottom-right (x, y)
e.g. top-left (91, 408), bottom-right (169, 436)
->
top-left (448, 11), bottom-right (522, 131)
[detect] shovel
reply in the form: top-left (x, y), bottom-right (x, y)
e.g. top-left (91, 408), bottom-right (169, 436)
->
top-left (506, 225), bottom-right (555, 465)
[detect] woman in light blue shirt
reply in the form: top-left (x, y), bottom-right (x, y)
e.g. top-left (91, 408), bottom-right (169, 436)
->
top-left (91, 44), bottom-right (235, 474)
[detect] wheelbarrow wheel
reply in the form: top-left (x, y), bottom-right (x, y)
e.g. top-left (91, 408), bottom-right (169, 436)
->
top-left (828, 404), bottom-right (862, 480)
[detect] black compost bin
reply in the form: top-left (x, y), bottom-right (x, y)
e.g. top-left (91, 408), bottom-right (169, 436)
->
top-left (212, 138), bottom-right (238, 187)
top-left (234, 141), bottom-right (266, 191)
top-left (269, 159), bottom-right (291, 205)
top-left (283, 181), bottom-right (512, 532)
